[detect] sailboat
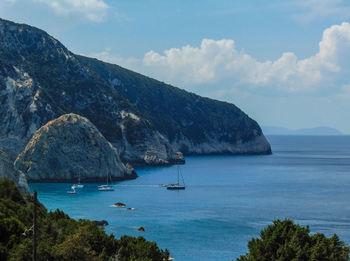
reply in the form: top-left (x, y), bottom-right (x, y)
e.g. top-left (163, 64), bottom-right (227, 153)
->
top-left (167, 166), bottom-right (186, 190)
top-left (98, 172), bottom-right (114, 191)
top-left (72, 171), bottom-right (84, 189)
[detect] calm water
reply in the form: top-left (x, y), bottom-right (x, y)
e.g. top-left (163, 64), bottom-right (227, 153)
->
top-left (30, 136), bottom-right (350, 260)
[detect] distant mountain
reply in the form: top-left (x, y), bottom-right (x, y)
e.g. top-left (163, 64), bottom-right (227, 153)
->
top-left (262, 126), bottom-right (343, 136)
top-left (0, 18), bottom-right (271, 169)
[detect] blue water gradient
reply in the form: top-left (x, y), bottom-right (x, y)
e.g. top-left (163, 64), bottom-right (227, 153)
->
top-left (30, 136), bottom-right (350, 260)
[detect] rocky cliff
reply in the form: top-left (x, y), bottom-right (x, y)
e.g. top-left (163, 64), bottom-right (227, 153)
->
top-left (79, 56), bottom-right (272, 155)
top-left (0, 18), bottom-right (270, 170)
top-left (0, 149), bottom-right (30, 193)
top-left (0, 18), bottom-right (183, 166)
top-left (15, 114), bottom-right (136, 182)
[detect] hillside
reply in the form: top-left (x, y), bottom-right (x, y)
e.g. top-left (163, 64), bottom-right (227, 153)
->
top-left (79, 56), bottom-right (271, 155)
top-left (0, 18), bottom-right (271, 168)
top-left (0, 178), bottom-right (169, 260)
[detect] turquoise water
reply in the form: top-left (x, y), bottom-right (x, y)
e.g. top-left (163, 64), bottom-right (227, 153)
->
top-left (30, 136), bottom-right (350, 260)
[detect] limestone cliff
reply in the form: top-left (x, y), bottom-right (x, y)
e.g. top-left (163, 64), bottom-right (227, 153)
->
top-left (78, 56), bottom-right (272, 156)
top-left (0, 18), bottom-right (183, 166)
top-left (0, 18), bottom-right (270, 171)
top-left (14, 114), bottom-right (136, 182)
top-left (0, 149), bottom-right (30, 193)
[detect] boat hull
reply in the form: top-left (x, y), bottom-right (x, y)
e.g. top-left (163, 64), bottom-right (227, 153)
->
top-left (167, 186), bottom-right (185, 190)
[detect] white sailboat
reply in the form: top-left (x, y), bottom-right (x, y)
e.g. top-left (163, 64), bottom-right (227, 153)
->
top-left (98, 172), bottom-right (114, 191)
top-left (167, 166), bottom-right (186, 190)
top-left (72, 171), bottom-right (84, 189)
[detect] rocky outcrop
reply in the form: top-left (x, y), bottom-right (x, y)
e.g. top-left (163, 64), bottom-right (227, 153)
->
top-left (0, 148), bottom-right (30, 193)
top-left (14, 114), bottom-right (136, 182)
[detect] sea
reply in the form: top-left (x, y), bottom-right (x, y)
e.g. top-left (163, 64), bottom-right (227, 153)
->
top-left (30, 135), bottom-right (350, 261)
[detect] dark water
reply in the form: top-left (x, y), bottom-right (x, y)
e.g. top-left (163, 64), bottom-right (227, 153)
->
top-left (30, 136), bottom-right (350, 260)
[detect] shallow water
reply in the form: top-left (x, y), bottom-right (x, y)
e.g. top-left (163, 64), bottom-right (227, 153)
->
top-left (30, 135), bottom-right (350, 260)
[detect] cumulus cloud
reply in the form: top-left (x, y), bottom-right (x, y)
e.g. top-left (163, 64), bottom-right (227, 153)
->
top-left (33, 0), bottom-right (108, 22)
top-left (142, 22), bottom-right (350, 93)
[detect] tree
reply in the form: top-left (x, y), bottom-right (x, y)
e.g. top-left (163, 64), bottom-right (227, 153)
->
top-left (238, 219), bottom-right (349, 261)
top-left (0, 178), bottom-right (169, 261)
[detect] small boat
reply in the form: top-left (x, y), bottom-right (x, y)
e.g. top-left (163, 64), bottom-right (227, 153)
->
top-left (98, 172), bottom-right (114, 191)
top-left (167, 166), bottom-right (186, 190)
top-left (98, 184), bottom-right (114, 191)
top-left (72, 171), bottom-right (84, 189)
top-left (72, 183), bottom-right (84, 189)
top-left (67, 187), bottom-right (76, 194)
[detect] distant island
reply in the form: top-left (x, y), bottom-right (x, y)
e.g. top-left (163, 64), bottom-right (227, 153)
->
top-left (262, 126), bottom-right (343, 136)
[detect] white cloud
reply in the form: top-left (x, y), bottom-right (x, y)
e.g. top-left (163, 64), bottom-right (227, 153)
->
top-left (33, 0), bottom-right (108, 22)
top-left (141, 22), bottom-right (350, 93)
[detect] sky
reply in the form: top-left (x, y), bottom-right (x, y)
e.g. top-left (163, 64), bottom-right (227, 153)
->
top-left (1, 0), bottom-right (350, 133)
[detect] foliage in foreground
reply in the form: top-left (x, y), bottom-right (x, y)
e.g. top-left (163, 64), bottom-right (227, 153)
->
top-left (0, 178), bottom-right (169, 261)
top-left (237, 219), bottom-right (349, 261)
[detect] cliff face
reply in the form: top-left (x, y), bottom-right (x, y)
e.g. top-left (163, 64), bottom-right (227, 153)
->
top-left (0, 18), bottom-right (270, 172)
top-left (0, 18), bottom-right (183, 165)
top-left (78, 56), bottom-right (272, 155)
top-left (15, 114), bottom-right (136, 182)
top-left (0, 149), bottom-right (30, 193)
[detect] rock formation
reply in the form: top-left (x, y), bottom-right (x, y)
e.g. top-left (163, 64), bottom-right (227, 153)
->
top-left (0, 17), bottom-right (270, 174)
top-left (0, 149), bottom-right (30, 193)
top-left (0, 18), bottom-right (183, 166)
top-left (15, 114), bottom-right (136, 182)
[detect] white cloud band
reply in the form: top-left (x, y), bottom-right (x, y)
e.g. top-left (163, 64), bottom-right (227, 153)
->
top-left (141, 22), bottom-right (350, 93)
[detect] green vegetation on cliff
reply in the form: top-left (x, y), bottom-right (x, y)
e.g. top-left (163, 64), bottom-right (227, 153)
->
top-left (0, 178), bottom-right (169, 261)
top-left (78, 55), bottom-right (265, 148)
top-left (238, 219), bottom-right (349, 261)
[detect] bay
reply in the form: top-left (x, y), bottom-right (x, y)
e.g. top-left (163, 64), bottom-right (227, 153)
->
top-left (30, 135), bottom-right (350, 260)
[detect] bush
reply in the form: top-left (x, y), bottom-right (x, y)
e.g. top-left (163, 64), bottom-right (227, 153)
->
top-left (238, 219), bottom-right (349, 261)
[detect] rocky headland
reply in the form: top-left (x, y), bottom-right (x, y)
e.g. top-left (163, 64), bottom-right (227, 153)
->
top-left (14, 114), bottom-right (136, 182)
top-left (0, 18), bottom-right (271, 184)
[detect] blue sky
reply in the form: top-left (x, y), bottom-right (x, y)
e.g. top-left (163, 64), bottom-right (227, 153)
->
top-left (1, 0), bottom-right (350, 133)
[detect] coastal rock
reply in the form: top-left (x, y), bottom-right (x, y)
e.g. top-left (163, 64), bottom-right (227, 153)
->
top-left (171, 134), bottom-right (271, 155)
top-left (114, 202), bottom-right (126, 207)
top-left (0, 148), bottom-right (30, 193)
top-left (14, 114), bottom-right (136, 182)
top-left (138, 227), bottom-right (145, 232)
top-left (93, 220), bottom-right (109, 226)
